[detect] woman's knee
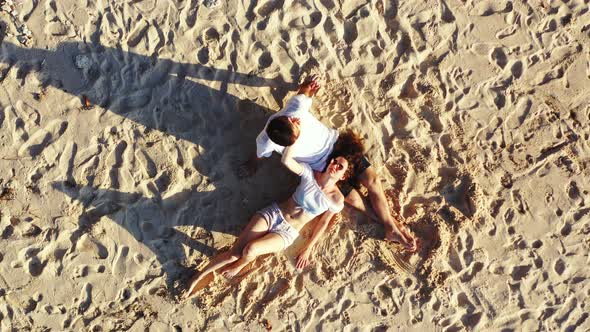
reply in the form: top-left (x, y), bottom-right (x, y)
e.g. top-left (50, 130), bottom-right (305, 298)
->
top-left (361, 167), bottom-right (381, 190)
top-left (227, 247), bottom-right (242, 260)
top-left (241, 242), bottom-right (259, 258)
top-left (345, 190), bottom-right (363, 207)
top-left (228, 253), bottom-right (241, 262)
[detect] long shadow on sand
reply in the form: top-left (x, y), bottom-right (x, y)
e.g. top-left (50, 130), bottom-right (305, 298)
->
top-left (50, 182), bottom-right (284, 292)
top-left (1, 40), bottom-right (298, 291)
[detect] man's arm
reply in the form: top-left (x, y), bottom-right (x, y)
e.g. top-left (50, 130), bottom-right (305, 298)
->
top-left (297, 75), bottom-right (320, 97)
top-left (280, 144), bottom-right (304, 175)
top-left (295, 211), bottom-right (334, 269)
top-left (238, 75), bottom-right (319, 178)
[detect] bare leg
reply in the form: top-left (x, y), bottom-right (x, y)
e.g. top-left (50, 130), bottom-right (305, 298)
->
top-left (222, 233), bottom-right (285, 278)
top-left (345, 188), bottom-right (412, 246)
top-left (344, 188), bottom-right (379, 221)
top-left (184, 251), bottom-right (239, 298)
top-left (358, 167), bottom-right (418, 252)
top-left (184, 213), bottom-right (270, 298)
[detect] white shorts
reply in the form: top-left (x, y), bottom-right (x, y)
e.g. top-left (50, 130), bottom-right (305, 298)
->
top-left (256, 202), bottom-right (299, 248)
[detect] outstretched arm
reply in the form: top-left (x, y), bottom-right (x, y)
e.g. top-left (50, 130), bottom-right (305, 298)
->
top-left (297, 75), bottom-right (321, 97)
top-left (295, 211), bottom-right (334, 269)
top-left (281, 144), bottom-right (304, 175)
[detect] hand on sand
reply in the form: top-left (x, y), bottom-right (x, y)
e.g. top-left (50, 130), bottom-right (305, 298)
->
top-left (298, 74), bottom-right (321, 97)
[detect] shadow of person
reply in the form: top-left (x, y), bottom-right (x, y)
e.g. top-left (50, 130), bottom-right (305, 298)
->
top-left (51, 181), bottom-right (244, 293)
top-left (0, 39), bottom-right (299, 293)
top-left (0, 40), bottom-right (295, 166)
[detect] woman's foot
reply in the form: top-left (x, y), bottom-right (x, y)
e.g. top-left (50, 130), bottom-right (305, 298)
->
top-left (221, 264), bottom-right (244, 279)
top-left (221, 258), bottom-right (249, 279)
top-left (385, 224), bottom-right (419, 252)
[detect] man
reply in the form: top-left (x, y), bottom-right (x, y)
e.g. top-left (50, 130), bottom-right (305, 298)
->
top-left (240, 76), bottom-right (418, 252)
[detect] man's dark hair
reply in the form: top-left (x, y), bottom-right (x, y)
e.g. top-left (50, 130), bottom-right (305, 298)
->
top-left (266, 116), bottom-right (298, 146)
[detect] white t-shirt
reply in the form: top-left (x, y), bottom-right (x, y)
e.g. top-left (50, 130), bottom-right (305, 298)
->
top-left (293, 164), bottom-right (344, 216)
top-left (256, 95), bottom-right (338, 171)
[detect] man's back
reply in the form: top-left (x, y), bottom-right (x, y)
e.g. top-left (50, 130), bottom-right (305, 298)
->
top-left (256, 94), bottom-right (338, 171)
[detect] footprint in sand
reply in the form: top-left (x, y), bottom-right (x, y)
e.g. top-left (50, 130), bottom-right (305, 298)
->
top-left (566, 181), bottom-right (583, 206)
top-left (322, 16), bottom-right (342, 44)
top-left (256, 0), bottom-right (284, 17)
top-left (496, 24), bottom-right (518, 39)
top-left (111, 245), bottom-right (145, 282)
top-left (75, 283), bottom-right (92, 314)
top-left (510, 264), bottom-right (531, 281)
top-left (553, 258), bottom-right (566, 276)
top-left (197, 47), bottom-right (210, 64)
top-left (136, 149), bottom-right (157, 179)
top-left (343, 21), bottom-right (358, 46)
top-left (319, 0), bottom-right (336, 11)
top-left (127, 19), bottom-right (150, 48)
top-left (506, 97), bottom-right (532, 129)
top-left (106, 140), bottom-right (129, 189)
top-left (447, 230), bottom-right (484, 283)
top-left (510, 190), bottom-right (527, 214)
top-left (112, 245), bottom-right (130, 276)
top-left (180, 0), bottom-right (199, 29)
top-left (57, 141), bottom-right (77, 183)
top-left (18, 119), bottom-right (68, 157)
top-left (0, 106), bottom-right (6, 129)
top-left (76, 233), bottom-right (109, 259)
top-left (6, 106), bottom-right (29, 145)
top-left (258, 51), bottom-right (273, 69)
top-left (489, 47), bottom-right (508, 69)
top-left (73, 264), bottom-right (89, 278)
top-left (370, 280), bottom-right (402, 317)
top-left (471, 0), bottom-right (512, 16)
top-left (552, 295), bottom-right (577, 326)
top-left (508, 59), bottom-right (524, 78)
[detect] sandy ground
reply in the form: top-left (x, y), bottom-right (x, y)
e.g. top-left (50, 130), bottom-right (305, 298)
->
top-left (0, 0), bottom-right (589, 330)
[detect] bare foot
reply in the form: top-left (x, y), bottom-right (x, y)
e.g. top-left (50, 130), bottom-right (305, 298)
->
top-left (399, 225), bottom-right (420, 252)
top-left (386, 230), bottom-right (412, 249)
top-left (385, 225), bottom-right (418, 253)
top-left (221, 265), bottom-right (244, 279)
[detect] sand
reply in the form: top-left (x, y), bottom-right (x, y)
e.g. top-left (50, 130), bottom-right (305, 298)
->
top-left (0, 0), bottom-right (589, 330)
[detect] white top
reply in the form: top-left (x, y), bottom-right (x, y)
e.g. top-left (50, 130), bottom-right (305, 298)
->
top-left (256, 94), bottom-right (338, 171)
top-left (293, 164), bottom-right (343, 216)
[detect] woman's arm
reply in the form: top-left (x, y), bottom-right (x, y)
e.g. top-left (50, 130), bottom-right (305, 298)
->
top-left (295, 211), bottom-right (335, 269)
top-left (281, 144), bottom-right (304, 175)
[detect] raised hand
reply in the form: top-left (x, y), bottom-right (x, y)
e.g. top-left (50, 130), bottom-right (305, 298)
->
top-left (298, 74), bottom-right (321, 97)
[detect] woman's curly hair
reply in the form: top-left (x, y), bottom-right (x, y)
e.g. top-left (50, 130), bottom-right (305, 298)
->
top-left (329, 130), bottom-right (365, 181)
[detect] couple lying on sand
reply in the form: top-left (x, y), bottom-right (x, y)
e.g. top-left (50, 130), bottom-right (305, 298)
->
top-left (184, 76), bottom-right (419, 298)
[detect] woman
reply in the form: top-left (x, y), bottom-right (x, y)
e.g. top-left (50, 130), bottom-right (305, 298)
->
top-left (184, 132), bottom-right (363, 298)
